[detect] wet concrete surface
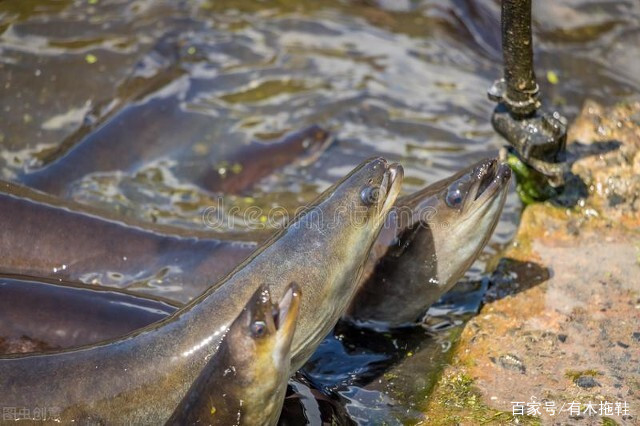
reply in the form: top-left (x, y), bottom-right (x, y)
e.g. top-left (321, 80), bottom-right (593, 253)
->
top-left (422, 100), bottom-right (640, 425)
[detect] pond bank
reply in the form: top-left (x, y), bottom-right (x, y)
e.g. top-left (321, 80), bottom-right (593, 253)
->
top-left (422, 99), bottom-right (640, 425)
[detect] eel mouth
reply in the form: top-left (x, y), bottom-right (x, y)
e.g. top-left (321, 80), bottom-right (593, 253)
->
top-left (377, 162), bottom-right (404, 215)
top-left (470, 160), bottom-right (512, 208)
top-left (299, 125), bottom-right (334, 166)
top-left (465, 158), bottom-right (511, 210)
top-left (274, 283), bottom-right (301, 338)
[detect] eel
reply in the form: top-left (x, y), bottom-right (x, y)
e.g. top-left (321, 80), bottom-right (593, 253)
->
top-left (0, 157), bottom-right (402, 424)
top-left (16, 33), bottom-right (332, 197)
top-left (0, 159), bottom-right (509, 353)
top-left (167, 283), bottom-right (300, 426)
top-left (0, 157), bottom-right (508, 312)
top-left (0, 179), bottom-right (261, 303)
top-left (18, 102), bottom-right (332, 196)
top-left (0, 276), bottom-right (178, 354)
top-left (198, 125), bottom-right (332, 193)
top-left (344, 158), bottom-right (511, 327)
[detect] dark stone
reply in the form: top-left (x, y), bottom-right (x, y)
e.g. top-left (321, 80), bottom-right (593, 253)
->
top-left (575, 376), bottom-right (600, 388)
top-left (558, 334), bottom-right (568, 343)
top-left (617, 341), bottom-right (630, 349)
top-left (497, 354), bottom-right (526, 374)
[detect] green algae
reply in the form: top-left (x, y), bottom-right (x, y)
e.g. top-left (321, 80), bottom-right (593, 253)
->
top-left (506, 153), bottom-right (558, 205)
top-left (420, 329), bottom-right (541, 425)
top-left (564, 369), bottom-right (601, 382)
top-left (424, 372), bottom-right (541, 425)
top-left (219, 80), bottom-right (312, 104)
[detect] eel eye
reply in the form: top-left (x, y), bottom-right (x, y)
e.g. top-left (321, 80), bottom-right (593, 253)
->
top-left (445, 187), bottom-right (464, 208)
top-left (250, 321), bottom-right (267, 338)
top-left (360, 186), bottom-right (380, 206)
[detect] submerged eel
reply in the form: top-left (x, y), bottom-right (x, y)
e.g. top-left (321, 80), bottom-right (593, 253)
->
top-left (19, 120), bottom-right (332, 196)
top-left (0, 158), bottom-right (401, 424)
top-left (17, 33), bottom-right (332, 196)
top-left (167, 283), bottom-right (300, 426)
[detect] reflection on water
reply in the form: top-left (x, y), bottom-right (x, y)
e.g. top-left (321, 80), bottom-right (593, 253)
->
top-left (1, 0), bottom-right (638, 423)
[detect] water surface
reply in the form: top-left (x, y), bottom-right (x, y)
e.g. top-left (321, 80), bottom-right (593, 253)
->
top-left (1, 0), bottom-right (638, 423)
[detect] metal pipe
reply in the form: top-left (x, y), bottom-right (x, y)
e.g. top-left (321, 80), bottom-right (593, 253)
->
top-left (501, 0), bottom-right (539, 116)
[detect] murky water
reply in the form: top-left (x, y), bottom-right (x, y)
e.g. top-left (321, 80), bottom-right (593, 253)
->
top-left (1, 0), bottom-right (638, 423)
